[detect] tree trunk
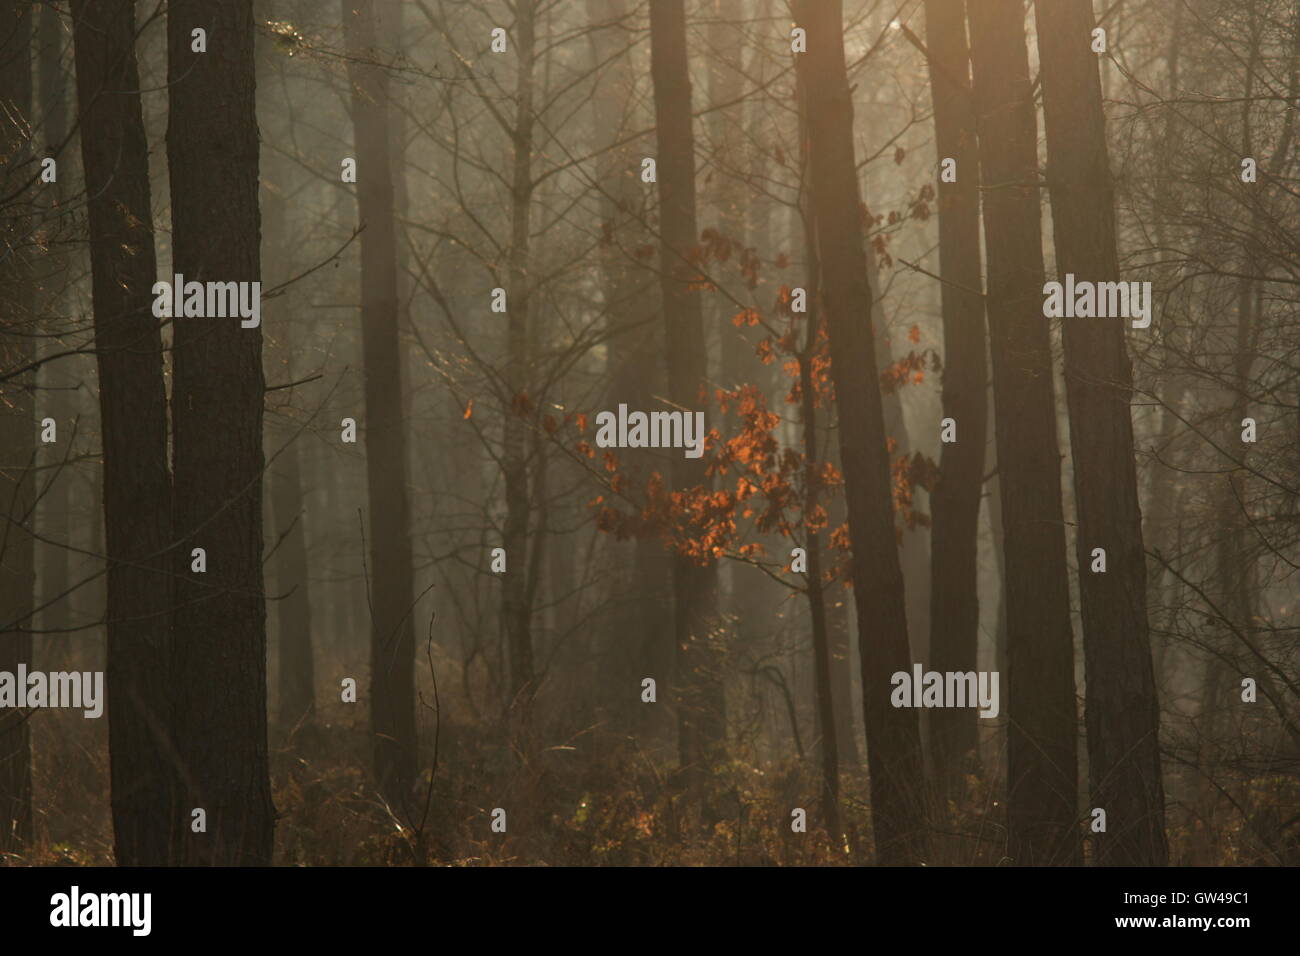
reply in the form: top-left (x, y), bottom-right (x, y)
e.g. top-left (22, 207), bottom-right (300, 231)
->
top-left (166, 0), bottom-right (275, 864)
top-left (795, 61), bottom-right (841, 842)
top-left (1034, 0), bottom-right (1168, 867)
top-left (341, 0), bottom-right (419, 812)
top-left (648, 0), bottom-right (725, 783)
top-left (587, 0), bottom-right (673, 742)
top-left (868, 246), bottom-right (932, 696)
top-left (37, 0), bottom-right (74, 659)
top-left (501, 0), bottom-right (538, 705)
top-left (799, 281), bottom-right (843, 846)
top-left (967, 0), bottom-right (1080, 865)
top-left (270, 438), bottom-right (315, 734)
top-left (380, 0), bottom-right (415, 426)
top-left (922, 0), bottom-right (989, 805)
top-left (70, 0), bottom-right (180, 866)
top-left (794, 0), bottom-right (928, 864)
top-left (261, 168), bottom-right (316, 737)
top-left (826, 550), bottom-right (859, 768)
top-left (0, 0), bottom-right (35, 855)
top-left (707, 0), bottom-right (747, 390)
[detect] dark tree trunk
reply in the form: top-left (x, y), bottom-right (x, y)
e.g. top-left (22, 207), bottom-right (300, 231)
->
top-left (922, 0), bottom-right (989, 806)
top-left (70, 0), bottom-right (180, 866)
top-left (380, 0), bottom-right (415, 425)
top-left (648, 0), bottom-right (725, 782)
top-left (1034, 0), bottom-right (1168, 868)
top-left (37, 1), bottom-right (67, 169)
top-left (341, 0), bottom-right (418, 811)
top-left (967, 0), bottom-right (1081, 865)
top-left (867, 243), bottom-right (931, 698)
top-left (166, 0), bottom-right (275, 865)
top-left (707, 0), bottom-right (746, 390)
top-left (795, 61), bottom-right (841, 842)
top-left (0, 0), bottom-right (35, 856)
top-left (794, 0), bottom-right (928, 864)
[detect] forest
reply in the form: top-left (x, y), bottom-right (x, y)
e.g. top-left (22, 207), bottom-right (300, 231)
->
top-left (0, 0), bottom-right (1296, 869)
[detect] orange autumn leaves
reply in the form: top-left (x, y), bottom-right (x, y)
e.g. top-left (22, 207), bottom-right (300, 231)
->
top-left (589, 383), bottom-right (839, 568)
top-left (575, 221), bottom-right (941, 579)
top-left (576, 344), bottom-right (935, 581)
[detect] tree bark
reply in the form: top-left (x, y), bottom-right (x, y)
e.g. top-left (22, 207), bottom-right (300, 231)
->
top-left (707, 0), bottom-right (747, 389)
top-left (1034, 0), bottom-right (1168, 867)
top-left (166, 0), bottom-right (275, 864)
top-left (70, 0), bottom-right (181, 866)
top-left (967, 0), bottom-right (1081, 865)
top-left (0, 0), bottom-right (35, 855)
top-left (341, 0), bottom-right (418, 811)
top-left (648, 0), bottom-right (725, 782)
top-left (794, 0), bottom-right (928, 864)
top-left (921, 0), bottom-right (989, 805)
top-left (795, 60), bottom-right (841, 842)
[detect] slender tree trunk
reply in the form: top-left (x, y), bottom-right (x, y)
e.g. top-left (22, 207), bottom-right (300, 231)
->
top-left (1034, 0), bottom-right (1168, 867)
top-left (922, 0), bottom-right (988, 805)
top-left (825, 418), bottom-right (861, 768)
top-left (967, 0), bottom-right (1081, 865)
top-left (980, 448), bottom-right (1009, 786)
top-left (0, 0), bottom-right (35, 855)
top-left (341, 0), bottom-right (418, 811)
top-left (826, 548), bottom-right (859, 768)
top-left (261, 168), bottom-right (316, 736)
top-left (270, 435), bottom-right (315, 734)
top-left (795, 63), bottom-right (841, 842)
top-left (799, 273), bottom-right (842, 846)
top-left (794, 0), bottom-right (928, 864)
top-left (502, 0), bottom-right (538, 704)
top-left (649, 0), bottom-right (725, 782)
top-left (37, 2), bottom-right (67, 186)
top-left (587, 0), bottom-right (672, 740)
top-left (744, 0), bottom-right (779, 412)
top-left (706, 0), bottom-right (749, 736)
top-left (166, 0), bottom-right (274, 865)
top-left (708, 0), bottom-right (746, 389)
top-left (867, 241), bottom-right (932, 691)
top-left (380, 0), bottom-right (415, 425)
top-left (37, 0), bottom-right (73, 658)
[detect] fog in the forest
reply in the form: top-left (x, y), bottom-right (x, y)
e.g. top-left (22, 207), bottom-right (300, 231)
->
top-left (0, 0), bottom-right (1296, 867)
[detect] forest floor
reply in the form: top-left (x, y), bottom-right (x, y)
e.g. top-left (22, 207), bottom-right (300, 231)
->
top-left (7, 643), bottom-right (1275, 866)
